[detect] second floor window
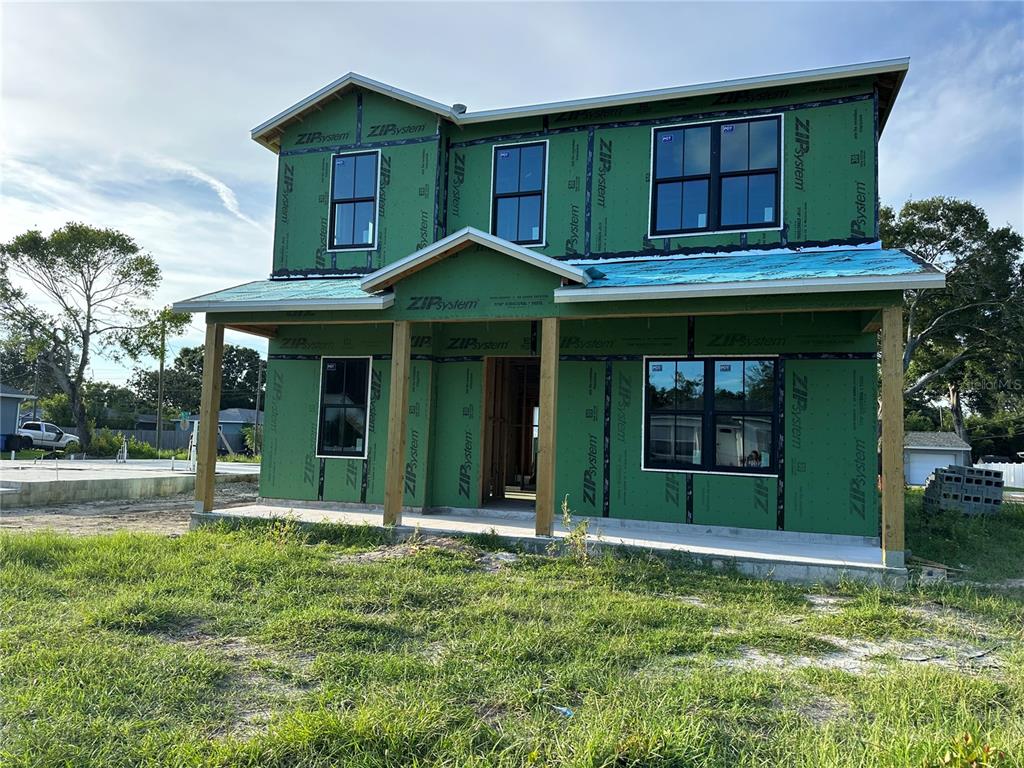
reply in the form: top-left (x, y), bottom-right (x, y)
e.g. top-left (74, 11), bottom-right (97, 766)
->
top-left (651, 116), bottom-right (780, 236)
top-left (330, 151), bottom-right (379, 250)
top-left (492, 142), bottom-right (546, 245)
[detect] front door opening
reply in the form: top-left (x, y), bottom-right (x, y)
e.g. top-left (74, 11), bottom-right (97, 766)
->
top-left (483, 357), bottom-right (540, 508)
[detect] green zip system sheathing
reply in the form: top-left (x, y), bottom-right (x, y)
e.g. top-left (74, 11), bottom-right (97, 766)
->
top-left (259, 311), bottom-right (878, 537)
top-left (272, 80), bottom-right (878, 274)
top-left (274, 92), bottom-right (441, 274)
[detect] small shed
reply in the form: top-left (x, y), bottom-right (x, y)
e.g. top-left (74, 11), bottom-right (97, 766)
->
top-left (904, 431), bottom-right (972, 486)
top-left (1, 384), bottom-right (35, 433)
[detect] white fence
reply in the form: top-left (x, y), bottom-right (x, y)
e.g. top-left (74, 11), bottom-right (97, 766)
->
top-left (975, 463), bottom-right (1024, 490)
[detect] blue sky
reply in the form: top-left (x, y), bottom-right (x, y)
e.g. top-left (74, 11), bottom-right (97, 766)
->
top-left (2, 1), bottom-right (1021, 385)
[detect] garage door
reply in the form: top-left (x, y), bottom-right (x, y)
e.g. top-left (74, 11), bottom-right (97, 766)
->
top-left (905, 452), bottom-right (957, 486)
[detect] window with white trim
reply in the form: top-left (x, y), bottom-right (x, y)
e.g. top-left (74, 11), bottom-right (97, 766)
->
top-left (651, 116), bottom-right (780, 236)
top-left (329, 151), bottom-right (378, 249)
top-left (644, 358), bottom-right (777, 473)
top-left (317, 357), bottom-right (370, 457)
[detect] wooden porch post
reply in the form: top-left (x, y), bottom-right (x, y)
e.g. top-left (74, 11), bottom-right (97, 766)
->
top-left (880, 305), bottom-right (905, 567)
top-left (195, 323), bottom-right (224, 513)
top-left (535, 317), bottom-right (560, 536)
top-left (383, 320), bottom-right (411, 526)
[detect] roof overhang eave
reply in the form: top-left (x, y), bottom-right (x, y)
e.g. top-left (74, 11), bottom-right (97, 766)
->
top-left (251, 59), bottom-right (911, 152)
top-left (458, 58), bottom-right (910, 126)
top-left (171, 295), bottom-right (394, 314)
top-left (552, 271), bottom-right (945, 304)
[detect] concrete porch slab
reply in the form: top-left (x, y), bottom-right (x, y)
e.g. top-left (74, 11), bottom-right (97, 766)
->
top-left (192, 500), bottom-right (906, 587)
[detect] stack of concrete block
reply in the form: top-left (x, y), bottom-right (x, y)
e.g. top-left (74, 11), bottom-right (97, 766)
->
top-left (923, 465), bottom-right (1004, 516)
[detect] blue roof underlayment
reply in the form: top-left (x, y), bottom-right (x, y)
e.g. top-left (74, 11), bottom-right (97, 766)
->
top-left (179, 246), bottom-right (939, 308)
top-left (568, 248), bottom-right (939, 290)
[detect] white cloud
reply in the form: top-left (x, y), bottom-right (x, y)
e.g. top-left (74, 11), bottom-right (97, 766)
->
top-left (149, 157), bottom-right (267, 231)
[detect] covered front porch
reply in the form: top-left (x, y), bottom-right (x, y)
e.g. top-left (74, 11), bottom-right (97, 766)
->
top-left (172, 230), bottom-right (948, 579)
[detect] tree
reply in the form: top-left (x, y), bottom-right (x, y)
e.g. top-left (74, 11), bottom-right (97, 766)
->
top-left (129, 343), bottom-right (265, 413)
top-left (880, 198), bottom-right (1024, 438)
top-left (0, 223), bottom-right (188, 448)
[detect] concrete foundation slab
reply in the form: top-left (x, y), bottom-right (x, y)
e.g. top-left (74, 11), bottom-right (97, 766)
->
top-left (0, 460), bottom-right (258, 509)
top-left (192, 500), bottom-right (906, 587)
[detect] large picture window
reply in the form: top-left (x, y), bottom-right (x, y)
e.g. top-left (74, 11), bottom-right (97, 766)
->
top-left (651, 116), bottom-right (780, 236)
top-left (317, 357), bottom-right (371, 458)
top-left (644, 358), bottom-right (777, 474)
top-left (329, 151), bottom-right (379, 250)
top-left (492, 142), bottom-right (546, 245)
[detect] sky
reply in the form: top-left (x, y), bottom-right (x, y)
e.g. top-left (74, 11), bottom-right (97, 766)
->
top-left (2, 1), bottom-right (1022, 387)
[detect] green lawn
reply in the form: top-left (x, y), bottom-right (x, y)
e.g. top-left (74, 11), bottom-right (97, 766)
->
top-left (1, 506), bottom-right (1023, 767)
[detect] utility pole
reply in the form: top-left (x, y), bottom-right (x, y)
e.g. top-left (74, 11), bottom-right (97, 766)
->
top-left (31, 356), bottom-right (40, 420)
top-left (155, 315), bottom-right (166, 452)
top-left (253, 359), bottom-right (264, 454)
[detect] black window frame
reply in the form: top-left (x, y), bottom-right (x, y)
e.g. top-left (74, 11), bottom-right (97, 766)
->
top-left (327, 150), bottom-right (380, 252)
top-left (643, 357), bottom-right (778, 475)
top-left (490, 141), bottom-right (547, 246)
top-left (316, 356), bottom-right (372, 459)
top-left (650, 116), bottom-right (781, 237)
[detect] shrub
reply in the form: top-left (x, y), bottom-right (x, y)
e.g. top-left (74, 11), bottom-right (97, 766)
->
top-left (88, 428), bottom-right (124, 457)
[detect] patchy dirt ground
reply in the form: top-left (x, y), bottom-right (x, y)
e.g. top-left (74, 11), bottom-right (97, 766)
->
top-left (0, 479), bottom-right (259, 536)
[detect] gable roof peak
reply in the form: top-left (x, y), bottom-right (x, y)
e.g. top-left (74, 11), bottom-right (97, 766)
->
top-left (360, 227), bottom-right (590, 293)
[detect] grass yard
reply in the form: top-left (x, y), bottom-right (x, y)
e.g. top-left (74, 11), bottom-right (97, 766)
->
top-left (1, 502), bottom-right (1023, 767)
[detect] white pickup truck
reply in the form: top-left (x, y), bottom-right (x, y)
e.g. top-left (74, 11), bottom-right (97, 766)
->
top-left (16, 421), bottom-right (80, 450)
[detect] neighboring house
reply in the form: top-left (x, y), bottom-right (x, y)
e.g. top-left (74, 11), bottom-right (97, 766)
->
top-left (174, 58), bottom-right (945, 568)
top-left (0, 385), bottom-right (35, 448)
top-left (904, 431), bottom-right (972, 486)
top-left (188, 408), bottom-right (263, 454)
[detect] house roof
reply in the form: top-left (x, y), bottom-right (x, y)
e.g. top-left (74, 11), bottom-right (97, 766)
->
top-left (187, 408), bottom-right (263, 424)
top-left (359, 227), bottom-right (590, 292)
top-left (0, 384), bottom-right (35, 400)
top-left (172, 277), bottom-right (392, 314)
top-left (554, 245), bottom-right (944, 303)
top-left (252, 58), bottom-right (909, 151)
top-left (904, 431), bottom-right (972, 451)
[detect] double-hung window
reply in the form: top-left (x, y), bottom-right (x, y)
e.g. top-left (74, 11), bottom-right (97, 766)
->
top-left (644, 358), bottom-right (777, 474)
top-left (329, 151), bottom-right (379, 250)
top-left (651, 116), bottom-right (780, 236)
top-left (492, 142), bottom-right (546, 245)
top-left (317, 357), bottom-right (371, 458)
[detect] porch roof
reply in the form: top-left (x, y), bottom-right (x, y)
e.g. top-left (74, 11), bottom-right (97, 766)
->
top-left (556, 245), bottom-right (945, 303)
top-left (172, 276), bottom-right (389, 313)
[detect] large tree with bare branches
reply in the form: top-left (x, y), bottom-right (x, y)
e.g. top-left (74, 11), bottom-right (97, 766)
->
top-left (881, 198), bottom-right (1024, 438)
top-left (0, 222), bottom-right (188, 448)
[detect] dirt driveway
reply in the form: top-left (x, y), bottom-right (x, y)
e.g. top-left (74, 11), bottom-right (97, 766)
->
top-left (0, 479), bottom-right (259, 537)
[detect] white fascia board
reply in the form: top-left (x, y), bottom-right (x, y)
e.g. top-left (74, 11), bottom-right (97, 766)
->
top-left (171, 294), bottom-right (394, 314)
top-left (359, 226), bottom-right (589, 292)
top-left (251, 72), bottom-right (455, 149)
top-left (458, 59), bottom-right (910, 125)
top-left (251, 60), bottom-right (909, 150)
top-left (553, 271), bottom-right (945, 304)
